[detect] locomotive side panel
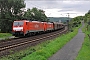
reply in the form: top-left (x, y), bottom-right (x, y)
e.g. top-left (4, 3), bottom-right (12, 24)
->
top-left (47, 23), bottom-right (54, 31)
top-left (24, 21), bottom-right (30, 35)
top-left (27, 22), bottom-right (44, 32)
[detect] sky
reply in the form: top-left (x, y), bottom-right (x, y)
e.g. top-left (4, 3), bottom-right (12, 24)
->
top-left (24, 0), bottom-right (90, 18)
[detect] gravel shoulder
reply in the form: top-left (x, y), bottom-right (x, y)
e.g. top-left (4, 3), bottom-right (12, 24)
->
top-left (48, 24), bottom-right (85, 60)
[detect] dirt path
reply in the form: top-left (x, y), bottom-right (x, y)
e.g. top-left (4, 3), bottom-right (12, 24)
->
top-left (48, 23), bottom-right (85, 60)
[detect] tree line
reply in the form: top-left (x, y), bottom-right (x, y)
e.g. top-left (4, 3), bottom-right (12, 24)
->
top-left (0, 0), bottom-right (48, 32)
top-left (83, 10), bottom-right (90, 30)
top-left (69, 10), bottom-right (90, 31)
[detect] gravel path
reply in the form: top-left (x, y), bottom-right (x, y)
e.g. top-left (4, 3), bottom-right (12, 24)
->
top-left (48, 23), bottom-right (85, 60)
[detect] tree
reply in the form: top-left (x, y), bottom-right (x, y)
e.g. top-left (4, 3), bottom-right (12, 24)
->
top-left (87, 10), bottom-right (90, 14)
top-left (69, 16), bottom-right (83, 28)
top-left (84, 10), bottom-right (90, 30)
top-left (24, 7), bottom-right (48, 22)
top-left (0, 0), bottom-right (25, 32)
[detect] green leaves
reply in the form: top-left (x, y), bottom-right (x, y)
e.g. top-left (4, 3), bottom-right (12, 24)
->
top-left (0, 0), bottom-right (25, 32)
top-left (24, 7), bottom-right (48, 22)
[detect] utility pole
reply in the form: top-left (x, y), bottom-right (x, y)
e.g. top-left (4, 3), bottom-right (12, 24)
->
top-left (60, 13), bottom-right (70, 31)
top-left (67, 13), bottom-right (70, 32)
top-left (59, 12), bottom-right (78, 32)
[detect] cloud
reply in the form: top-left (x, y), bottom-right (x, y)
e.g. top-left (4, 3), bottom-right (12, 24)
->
top-left (44, 9), bottom-right (85, 18)
top-left (25, 1), bottom-right (63, 9)
top-left (25, 0), bottom-right (90, 18)
top-left (61, 1), bottom-right (90, 12)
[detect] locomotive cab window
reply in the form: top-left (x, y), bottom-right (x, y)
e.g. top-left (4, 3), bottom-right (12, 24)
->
top-left (13, 21), bottom-right (24, 26)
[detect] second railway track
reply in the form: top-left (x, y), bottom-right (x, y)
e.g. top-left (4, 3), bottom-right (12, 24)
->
top-left (0, 27), bottom-right (67, 57)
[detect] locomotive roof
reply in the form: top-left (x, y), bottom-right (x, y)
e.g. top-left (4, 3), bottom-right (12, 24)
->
top-left (14, 20), bottom-right (29, 22)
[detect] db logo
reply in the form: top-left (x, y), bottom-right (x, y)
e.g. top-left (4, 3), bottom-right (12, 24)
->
top-left (35, 24), bottom-right (39, 28)
top-left (49, 25), bottom-right (51, 27)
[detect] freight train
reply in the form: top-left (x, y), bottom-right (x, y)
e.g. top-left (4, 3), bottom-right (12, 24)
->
top-left (12, 20), bottom-right (65, 37)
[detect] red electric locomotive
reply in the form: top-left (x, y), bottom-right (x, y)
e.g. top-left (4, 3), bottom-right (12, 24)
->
top-left (12, 20), bottom-right (54, 37)
top-left (12, 20), bottom-right (64, 37)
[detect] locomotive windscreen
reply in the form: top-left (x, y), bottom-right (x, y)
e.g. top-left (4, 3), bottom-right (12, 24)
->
top-left (13, 21), bottom-right (24, 26)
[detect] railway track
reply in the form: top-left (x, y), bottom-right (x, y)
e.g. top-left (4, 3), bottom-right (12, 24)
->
top-left (0, 27), bottom-right (67, 57)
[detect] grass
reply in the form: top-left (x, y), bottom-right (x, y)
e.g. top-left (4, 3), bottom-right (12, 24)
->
top-left (75, 24), bottom-right (90, 60)
top-left (21, 27), bottom-right (80, 60)
top-left (0, 25), bottom-right (80, 60)
top-left (0, 33), bottom-right (12, 38)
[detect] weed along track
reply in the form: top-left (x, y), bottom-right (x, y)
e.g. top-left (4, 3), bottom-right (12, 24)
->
top-left (0, 27), bottom-right (67, 57)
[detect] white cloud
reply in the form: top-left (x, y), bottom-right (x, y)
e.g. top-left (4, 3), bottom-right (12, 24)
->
top-left (25, 0), bottom-right (90, 18)
top-left (44, 9), bottom-right (85, 18)
top-left (62, 1), bottom-right (81, 4)
top-left (44, 9), bottom-right (62, 17)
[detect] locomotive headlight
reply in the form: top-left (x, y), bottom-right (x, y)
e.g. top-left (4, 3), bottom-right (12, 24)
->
top-left (13, 27), bottom-right (23, 31)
